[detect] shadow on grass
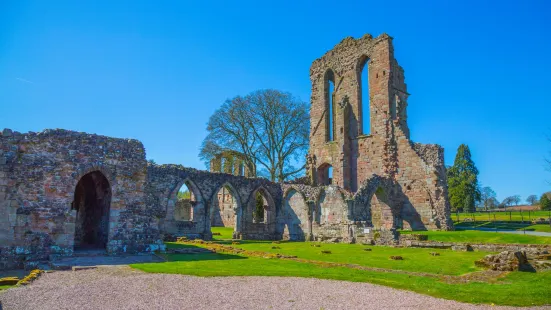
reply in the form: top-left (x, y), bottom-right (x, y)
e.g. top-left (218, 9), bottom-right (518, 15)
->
top-left (162, 252), bottom-right (247, 262)
top-left (454, 221), bottom-right (539, 231)
top-left (161, 243), bottom-right (246, 262)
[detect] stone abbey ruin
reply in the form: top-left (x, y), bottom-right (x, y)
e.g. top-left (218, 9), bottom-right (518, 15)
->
top-left (0, 33), bottom-right (452, 270)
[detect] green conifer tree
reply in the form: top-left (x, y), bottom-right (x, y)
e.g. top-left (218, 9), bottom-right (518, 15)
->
top-left (447, 144), bottom-right (481, 212)
top-left (539, 193), bottom-right (551, 211)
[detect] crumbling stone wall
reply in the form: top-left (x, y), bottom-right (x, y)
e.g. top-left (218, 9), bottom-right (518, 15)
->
top-left (307, 33), bottom-right (452, 230)
top-left (279, 182), bottom-right (400, 244)
top-left (146, 164), bottom-right (282, 241)
top-left (209, 150), bottom-right (254, 177)
top-left (0, 129), bottom-right (163, 270)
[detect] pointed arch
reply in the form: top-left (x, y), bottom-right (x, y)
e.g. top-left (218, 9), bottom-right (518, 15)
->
top-left (324, 69), bottom-right (336, 142)
top-left (357, 55), bottom-right (371, 135)
top-left (210, 182), bottom-right (241, 228)
top-left (72, 164), bottom-right (116, 194)
top-left (247, 186), bottom-right (276, 224)
top-left (168, 178), bottom-right (204, 222)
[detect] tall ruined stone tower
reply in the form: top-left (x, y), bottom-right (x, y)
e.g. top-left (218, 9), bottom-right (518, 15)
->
top-left (308, 33), bottom-right (452, 230)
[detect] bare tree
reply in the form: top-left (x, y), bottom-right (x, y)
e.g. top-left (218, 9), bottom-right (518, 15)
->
top-left (200, 96), bottom-right (258, 175)
top-left (479, 186), bottom-right (497, 211)
top-left (511, 195), bottom-right (521, 206)
top-left (502, 195), bottom-right (521, 210)
top-left (526, 194), bottom-right (538, 206)
top-left (200, 89), bottom-right (309, 182)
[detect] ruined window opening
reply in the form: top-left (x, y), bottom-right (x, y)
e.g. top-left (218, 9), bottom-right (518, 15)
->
top-left (175, 182), bottom-right (194, 221)
top-left (252, 189), bottom-right (271, 224)
top-left (212, 185), bottom-right (237, 228)
top-left (359, 57), bottom-right (371, 135)
top-left (317, 163), bottom-right (333, 185)
top-left (73, 170), bottom-right (111, 250)
top-left (239, 163), bottom-right (245, 176)
top-left (391, 95), bottom-right (397, 120)
top-left (325, 69), bottom-right (335, 142)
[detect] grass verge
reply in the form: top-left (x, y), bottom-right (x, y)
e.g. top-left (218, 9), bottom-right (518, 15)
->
top-left (401, 230), bottom-right (551, 244)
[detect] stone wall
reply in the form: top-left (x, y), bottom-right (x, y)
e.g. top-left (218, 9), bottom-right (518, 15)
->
top-left (145, 164), bottom-right (282, 241)
top-left (307, 33), bottom-right (453, 231)
top-left (174, 199), bottom-right (192, 221)
top-left (0, 128), bottom-right (163, 270)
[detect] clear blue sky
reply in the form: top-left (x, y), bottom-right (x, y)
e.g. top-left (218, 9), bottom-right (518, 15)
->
top-left (1, 0), bottom-right (550, 202)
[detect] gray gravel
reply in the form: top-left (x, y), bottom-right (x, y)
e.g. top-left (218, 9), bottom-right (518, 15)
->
top-left (0, 266), bottom-right (547, 310)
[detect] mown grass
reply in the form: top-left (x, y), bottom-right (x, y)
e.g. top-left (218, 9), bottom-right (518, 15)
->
top-left (211, 227), bottom-right (234, 240)
top-left (454, 221), bottom-right (551, 232)
top-left (229, 241), bottom-right (486, 275)
top-left (525, 224), bottom-right (551, 232)
top-left (132, 248), bottom-right (551, 306)
top-left (401, 230), bottom-right (551, 244)
top-left (453, 211), bottom-right (550, 222)
top-left (0, 285), bottom-right (14, 291)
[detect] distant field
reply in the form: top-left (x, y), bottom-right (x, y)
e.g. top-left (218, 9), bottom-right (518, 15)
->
top-left (452, 211), bottom-right (550, 222)
top-left (401, 230), bottom-right (551, 244)
top-left (454, 221), bottom-right (551, 232)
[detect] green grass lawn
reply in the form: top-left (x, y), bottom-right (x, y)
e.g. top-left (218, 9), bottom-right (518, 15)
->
top-left (211, 227), bottom-right (235, 240)
top-left (454, 221), bottom-right (551, 232)
top-left (401, 230), bottom-right (551, 244)
top-left (0, 285), bottom-right (14, 291)
top-left (132, 244), bottom-right (551, 306)
top-left (453, 211), bottom-right (550, 222)
top-left (231, 241), bottom-right (486, 275)
top-left (524, 224), bottom-right (551, 232)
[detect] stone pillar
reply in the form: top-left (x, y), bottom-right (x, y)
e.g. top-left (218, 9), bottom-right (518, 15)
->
top-left (306, 200), bottom-right (314, 241)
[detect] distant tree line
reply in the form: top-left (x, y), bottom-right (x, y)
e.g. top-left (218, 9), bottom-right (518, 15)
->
top-left (447, 144), bottom-right (550, 212)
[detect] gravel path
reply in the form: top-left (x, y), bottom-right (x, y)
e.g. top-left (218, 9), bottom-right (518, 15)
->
top-left (0, 266), bottom-right (547, 310)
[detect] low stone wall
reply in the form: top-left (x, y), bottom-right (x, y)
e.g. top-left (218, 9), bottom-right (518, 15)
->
top-left (401, 240), bottom-right (551, 252)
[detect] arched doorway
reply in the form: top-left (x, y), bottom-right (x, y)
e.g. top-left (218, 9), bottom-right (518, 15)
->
top-left (211, 183), bottom-right (240, 240)
top-left (72, 171), bottom-right (112, 250)
top-left (212, 185), bottom-right (238, 227)
top-left (248, 187), bottom-right (275, 224)
top-left (174, 182), bottom-right (194, 221)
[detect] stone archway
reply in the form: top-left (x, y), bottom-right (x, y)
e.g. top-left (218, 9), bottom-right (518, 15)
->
top-left (72, 170), bottom-right (112, 250)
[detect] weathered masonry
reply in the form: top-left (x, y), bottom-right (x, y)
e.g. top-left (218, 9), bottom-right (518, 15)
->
top-left (306, 33), bottom-right (452, 232)
top-left (0, 129), bottom-right (162, 270)
top-left (0, 33), bottom-right (452, 270)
